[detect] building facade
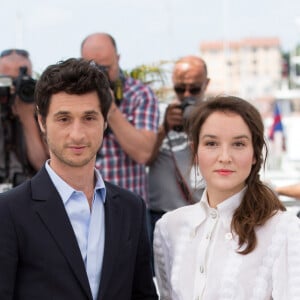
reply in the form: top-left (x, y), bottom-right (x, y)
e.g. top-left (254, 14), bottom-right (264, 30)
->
top-left (200, 37), bottom-right (282, 99)
top-left (290, 45), bottom-right (300, 88)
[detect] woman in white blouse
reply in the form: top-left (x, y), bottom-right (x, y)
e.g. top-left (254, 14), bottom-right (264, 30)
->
top-left (154, 95), bottom-right (300, 300)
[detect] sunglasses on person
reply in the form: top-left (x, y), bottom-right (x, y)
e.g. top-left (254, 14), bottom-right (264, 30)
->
top-left (0, 49), bottom-right (29, 58)
top-left (174, 84), bottom-right (203, 95)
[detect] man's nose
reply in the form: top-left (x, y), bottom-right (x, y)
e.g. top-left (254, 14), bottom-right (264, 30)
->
top-left (183, 88), bottom-right (191, 98)
top-left (69, 121), bottom-right (85, 140)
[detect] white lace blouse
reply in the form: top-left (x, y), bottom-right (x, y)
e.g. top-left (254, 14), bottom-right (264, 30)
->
top-left (154, 189), bottom-right (300, 300)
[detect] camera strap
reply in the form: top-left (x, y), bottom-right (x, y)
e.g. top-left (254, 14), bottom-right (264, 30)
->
top-left (113, 77), bottom-right (123, 105)
top-left (166, 133), bottom-right (196, 205)
top-left (1, 117), bottom-right (33, 185)
top-left (0, 112), bottom-right (11, 181)
top-left (14, 118), bottom-right (34, 176)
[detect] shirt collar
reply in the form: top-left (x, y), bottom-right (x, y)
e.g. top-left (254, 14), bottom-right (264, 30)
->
top-left (45, 160), bottom-right (106, 205)
top-left (190, 187), bottom-right (247, 230)
top-left (217, 187), bottom-right (246, 217)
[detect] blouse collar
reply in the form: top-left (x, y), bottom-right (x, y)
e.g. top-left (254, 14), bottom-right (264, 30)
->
top-left (190, 187), bottom-right (247, 232)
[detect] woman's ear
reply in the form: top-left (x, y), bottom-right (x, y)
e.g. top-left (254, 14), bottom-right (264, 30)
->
top-left (194, 153), bottom-right (198, 165)
top-left (188, 141), bottom-right (197, 163)
top-left (189, 141), bottom-right (195, 152)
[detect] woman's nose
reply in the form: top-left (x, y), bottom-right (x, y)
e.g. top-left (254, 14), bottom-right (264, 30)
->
top-left (218, 146), bottom-right (232, 163)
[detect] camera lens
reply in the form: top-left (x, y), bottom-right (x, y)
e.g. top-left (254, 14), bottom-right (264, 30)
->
top-left (17, 79), bottom-right (36, 103)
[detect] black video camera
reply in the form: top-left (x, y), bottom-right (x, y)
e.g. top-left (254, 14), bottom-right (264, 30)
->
top-left (0, 66), bottom-right (36, 108)
top-left (96, 64), bottom-right (123, 106)
top-left (179, 96), bottom-right (196, 112)
top-left (173, 96), bottom-right (197, 132)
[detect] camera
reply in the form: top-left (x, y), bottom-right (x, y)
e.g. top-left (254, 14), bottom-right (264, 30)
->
top-left (180, 96), bottom-right (197, 112)
top-left (173, 96), bottom-right (197, 132)
top-left (0, 66), bottom-right (36, 108)
top-left (13, 66), bottom-right (36, 103)
top-left (13, 172), bottom-right (30, 187)
top-left (0, 76), bottom-right (11, 106)
top-left (96, 64), bottom-right (123, 105)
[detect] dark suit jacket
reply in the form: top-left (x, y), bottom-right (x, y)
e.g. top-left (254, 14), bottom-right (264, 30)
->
top-left (0, 166), bottom-right (158, 300)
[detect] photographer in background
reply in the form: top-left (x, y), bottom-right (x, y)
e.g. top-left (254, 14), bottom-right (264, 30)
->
top-left (81, 33), bottom-right (159, 201)
top-left (147, 55), bottom-right (210, 239)
top-left (0, 49), bottom-right (48, 191)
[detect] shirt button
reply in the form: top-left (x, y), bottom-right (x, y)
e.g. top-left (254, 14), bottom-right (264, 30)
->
top-left (210, 209), bottom-right (218, 219)
top-left (199, 265), bottom-right (204, 273)
top-left (190, 230), bottom-right (196, 239)
top-left (225, 232), bottom-right (233, 240)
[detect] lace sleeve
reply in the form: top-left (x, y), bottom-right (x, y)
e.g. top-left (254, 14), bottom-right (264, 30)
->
top-left (272, 214), bottom-right (300, 299)
top-left (153, 218), bottom-right (173, 300)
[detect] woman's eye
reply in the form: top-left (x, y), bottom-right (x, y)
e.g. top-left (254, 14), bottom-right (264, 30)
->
top-left (205, 141), bottom-right (217, 147)
top-left (234, 141), bottom-right (245, 147)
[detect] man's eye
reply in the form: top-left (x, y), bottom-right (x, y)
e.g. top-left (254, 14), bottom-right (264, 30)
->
top-left (57, 117), bottom-right (69, 122)
top-left (85, 115), bottom-right (96, 121)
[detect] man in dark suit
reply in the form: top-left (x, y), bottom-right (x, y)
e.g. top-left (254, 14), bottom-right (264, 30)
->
top-left (0, 58), bottom-right (158, 300)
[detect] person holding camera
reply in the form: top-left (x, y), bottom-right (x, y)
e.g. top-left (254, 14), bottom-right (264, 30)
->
top-left (147, 55), bottom-right (210, 239)
top-left (81, 33), bottom-right (159, 201)
top-left (0, 49), bottom-right (48, 190)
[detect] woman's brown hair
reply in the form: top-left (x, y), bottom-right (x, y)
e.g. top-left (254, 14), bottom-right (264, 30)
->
top-left (187, 95), bottom-right (285, 254)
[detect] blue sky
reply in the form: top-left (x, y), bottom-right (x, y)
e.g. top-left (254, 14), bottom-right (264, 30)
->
top-left (1, 0), bottom-right (300, 74)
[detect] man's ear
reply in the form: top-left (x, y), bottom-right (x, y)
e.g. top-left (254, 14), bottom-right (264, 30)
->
top-left (37, 114), bottom-right (46, 133)
top-left (203, 78), bottom-right (210, 92)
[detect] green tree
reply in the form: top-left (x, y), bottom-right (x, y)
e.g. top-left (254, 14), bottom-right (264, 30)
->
top-left (125, 60), bottom-right (174, 102)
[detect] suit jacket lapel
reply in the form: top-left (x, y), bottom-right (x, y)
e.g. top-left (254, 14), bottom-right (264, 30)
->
top-left (97, 183), bottom-right (123, 299)
top-left (31, 166), bottom-right (92, 299)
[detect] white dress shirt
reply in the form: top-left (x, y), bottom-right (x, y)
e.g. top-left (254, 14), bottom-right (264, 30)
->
top-left (45, 161), bottom-right (106, 300)
top-left (154, 188), bottom-right (300, 300)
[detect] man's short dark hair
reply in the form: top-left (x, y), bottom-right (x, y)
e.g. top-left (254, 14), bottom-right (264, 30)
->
top-left (35, 58), bottom-right (112, 122)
